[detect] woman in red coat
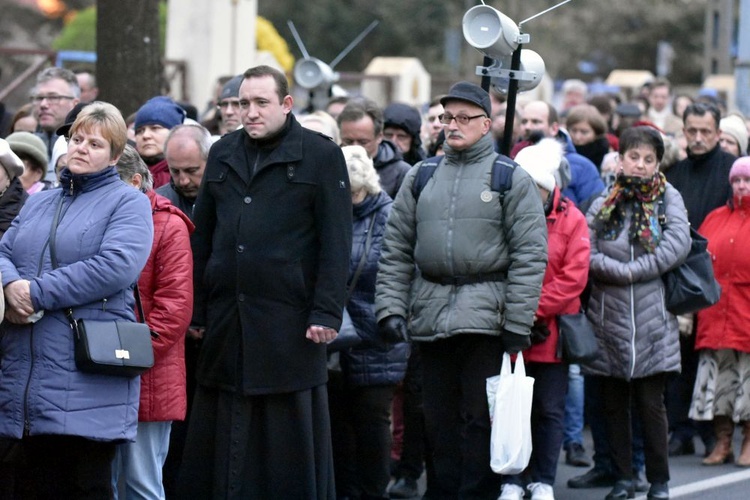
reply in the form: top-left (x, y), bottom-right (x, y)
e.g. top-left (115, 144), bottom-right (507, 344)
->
top-left (499, 139), bottom-right (591, 500)
top-left (690, 156), bottom-right (750, 467)
top-left (113, 145), bottom-right (195, 498)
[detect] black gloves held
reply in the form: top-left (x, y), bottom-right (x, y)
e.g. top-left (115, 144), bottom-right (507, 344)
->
top-left (502, 329), bottom-right (531, 355)
top-left (378, 315), bottom-right (408, 343)
top-left (529, 320), bottom-right (551, 345)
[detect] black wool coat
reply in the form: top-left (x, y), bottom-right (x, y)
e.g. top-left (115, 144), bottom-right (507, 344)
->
top-left (191, 115), bottom-right (353, 395)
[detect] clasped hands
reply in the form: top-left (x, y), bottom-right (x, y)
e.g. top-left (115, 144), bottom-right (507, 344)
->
top-left (4, 280), bottom-right (35, 324)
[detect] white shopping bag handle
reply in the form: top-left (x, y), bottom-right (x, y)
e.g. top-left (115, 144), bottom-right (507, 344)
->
top-left (502, 351), bottom-right (526, 377)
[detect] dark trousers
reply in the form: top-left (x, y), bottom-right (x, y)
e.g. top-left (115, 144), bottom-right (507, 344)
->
top-left (394, 344), bottom-right (436, 489)
top-left (421, 334), bottom-right (504, 500)
top-left (328, 372), bottom-right (396, 500)
top-left (16, 435), bottom-right (116, 500)
top-left (587, 375), bottom-right (645, 473)
top-left (602, 374), bottom-right (670, 484)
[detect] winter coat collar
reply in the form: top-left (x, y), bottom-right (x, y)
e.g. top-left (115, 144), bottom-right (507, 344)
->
top-left (354, 190), bottom-right (392, 220)
top-left (442, 132), bottom-right (495, 164)
top-left (374, 139), bottom-right (406, 169)
top-left (59, 166), bottom-right (122, 196)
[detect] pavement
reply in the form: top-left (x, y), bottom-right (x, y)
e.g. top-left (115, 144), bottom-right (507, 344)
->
top-left (391, 428), bottom-right (750, 499)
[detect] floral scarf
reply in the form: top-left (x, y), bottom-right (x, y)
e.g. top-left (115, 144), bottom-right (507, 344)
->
top-left (593, 172), bottom-right (667, 253)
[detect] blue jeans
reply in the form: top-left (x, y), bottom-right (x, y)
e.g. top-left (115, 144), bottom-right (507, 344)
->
top-left (112, 421), bottom-right (172, 500)
top-left (563, 364), bottom-right (584, 448)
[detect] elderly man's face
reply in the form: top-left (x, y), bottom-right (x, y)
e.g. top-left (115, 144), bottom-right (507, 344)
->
top-left (340, 115), bottom-right (381, 159)
top-left (165, 132), bottom-right (206, 200)
top-left (32, 78), bottom-right (79, 132)
top-left (383, 126), bottom-right (413, 154)
top-left (442, 101), bottom-right (491, 151)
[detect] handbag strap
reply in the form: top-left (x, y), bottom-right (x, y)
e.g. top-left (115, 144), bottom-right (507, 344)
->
top-left (47, 194), bottom-right (147, 327)
top-left (347, 214), bottom-right (377, 300)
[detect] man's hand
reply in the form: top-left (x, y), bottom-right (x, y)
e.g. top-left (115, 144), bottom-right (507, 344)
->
top-left (378, 315), bottom-right (408, 343)
top-left (187, 326), bottom-right (205, 340)
top-left (501, 329), bottom-right (531, 355)
top-left (306, 324), bottom-right (337, 343)
top-left (5, 280), bottom-right (34, 317)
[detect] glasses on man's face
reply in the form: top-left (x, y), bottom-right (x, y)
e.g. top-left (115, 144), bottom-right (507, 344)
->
top-left (439, 113), bottom-right (486, 125)
top-left (217, 100), bottom-right (241, 110)
top-left (30, 94), bottom-right (75, 105)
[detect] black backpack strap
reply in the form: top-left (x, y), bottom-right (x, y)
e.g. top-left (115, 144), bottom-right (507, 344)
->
top-left (411, 156), bottom-right (443, 201)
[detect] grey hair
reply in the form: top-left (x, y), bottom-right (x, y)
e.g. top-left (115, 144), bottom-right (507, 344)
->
top-left (342, 145), bottom-right (381, 196)
top-left (164, 123), bottom-right (212, 160)
top-left (116, 144), bottom-right (153, 192)
top-left (33, 67), bottom-right (81, 99)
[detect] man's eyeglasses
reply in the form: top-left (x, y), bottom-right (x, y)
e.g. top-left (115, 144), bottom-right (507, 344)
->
top-left (217, 100), bottom-right (241, 110)
top-left (439, 113), bottom-right (486, 125)
top-left (30, 94), bottom-right (75, 104)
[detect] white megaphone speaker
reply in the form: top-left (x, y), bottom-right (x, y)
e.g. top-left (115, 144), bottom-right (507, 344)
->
top-left (491, 49), bottom-right (546, 94)
top-left (293, 58), bottom-right (338, 90)
top-left (462, 5), bottom-right (520, 59)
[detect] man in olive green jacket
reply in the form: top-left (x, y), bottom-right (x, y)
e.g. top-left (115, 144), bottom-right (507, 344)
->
top-left (375, 82), bottom-right (547, 499)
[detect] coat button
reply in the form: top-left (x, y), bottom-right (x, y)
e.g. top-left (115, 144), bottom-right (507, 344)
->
top-left (244, 196), bottom-right (252, 204)
top-left (237, 244), bottom-right (244, 253)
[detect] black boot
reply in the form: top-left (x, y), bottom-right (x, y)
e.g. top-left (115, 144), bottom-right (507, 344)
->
top-left (647, 482), bottom-right (669, 499)
top-left (605, 479), bottom-right (635, 499)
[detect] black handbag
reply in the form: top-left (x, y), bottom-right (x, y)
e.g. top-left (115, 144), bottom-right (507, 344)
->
top-left (48, 195), bottom-right (156, 378)
top-left (557, 312), bottom-right (598, 364)
top-left (663, 227), bottom-right (721, 315)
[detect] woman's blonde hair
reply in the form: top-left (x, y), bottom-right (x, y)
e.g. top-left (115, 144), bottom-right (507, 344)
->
top-left (342, 145), bottom-right (381, 196)
top-left (69, 101), bottom-right (127, 160)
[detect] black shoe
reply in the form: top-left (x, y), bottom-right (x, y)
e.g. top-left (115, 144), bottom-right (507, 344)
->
top-left (667, 437), bottom-right (695, 456)
top-left (605, 480), bottom-right (635, 499)
top-left (388, 477), bottom-right (418, 499)
top-left (647, 482), bottom-right (669, 499)
top-left (565, 443), bottom-right (592, 467)
top-left (567, 467), bottom-right (617, 489)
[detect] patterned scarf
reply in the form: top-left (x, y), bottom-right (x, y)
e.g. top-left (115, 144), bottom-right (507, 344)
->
top-left (593, 172), bottom-right (666, 253)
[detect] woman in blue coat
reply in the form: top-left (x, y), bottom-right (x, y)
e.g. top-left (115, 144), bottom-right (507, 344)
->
top-left (0, 102), bottom-right (153, 499)
top-left (328, 145), bottom-right (409, 500)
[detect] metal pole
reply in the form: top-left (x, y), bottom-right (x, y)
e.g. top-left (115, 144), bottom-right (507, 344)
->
top-left (501, 45), bottom-right (523, 156)
top-left (481, 56), bottom-right (494, 92)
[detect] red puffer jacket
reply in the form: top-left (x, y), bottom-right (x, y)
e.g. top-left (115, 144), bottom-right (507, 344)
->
top-left (524, 188), bottom-right (590, 363)
top-left (696, 197), bottom-right (750, 353)
top-left (137, 190), bottom-right (195, 421)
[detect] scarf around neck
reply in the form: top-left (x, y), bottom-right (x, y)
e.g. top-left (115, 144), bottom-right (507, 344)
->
top-left (594, 172), bottom-right (667, 253)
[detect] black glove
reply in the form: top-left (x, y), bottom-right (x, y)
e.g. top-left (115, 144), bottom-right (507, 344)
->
top-left (502, 329), bottom-right (531, 355)
top-left (529, 320), bottom-right (551, 345)
top-left (378, 315), bottom-right (408, 343)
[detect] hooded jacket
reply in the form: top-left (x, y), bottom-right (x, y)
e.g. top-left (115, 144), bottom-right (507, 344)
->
top-left (695, 197), bottom-right (750, 353)
top-left (374, 140), bottom-right (411, 199)
top-left (0, 167), bottom-right (153, 441)
top-left (137, 190), bottom-right (194, 421)
top-left (375, 132), bottom-right (548, 341)
top-left (583, 183), bottom-right (691, 380)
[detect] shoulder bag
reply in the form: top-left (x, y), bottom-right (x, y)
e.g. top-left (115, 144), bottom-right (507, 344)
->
top-left (663, 227), bottom-right (721, 315)
top-left (48, 195), bottom-right (156, 377)
top-left (557, 312), bottom-right (598, 364)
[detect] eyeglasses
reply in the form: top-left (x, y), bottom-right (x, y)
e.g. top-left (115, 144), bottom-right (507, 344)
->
top-left (217, 100), bottom-right (241, 110)
top-left (30, 94), bottom-right (75, 104)
top-left (439, 113), bottom-right (486, 125)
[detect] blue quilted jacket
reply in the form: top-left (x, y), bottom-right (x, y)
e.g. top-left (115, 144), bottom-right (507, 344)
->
top-left (0, 167), bottom-right (153, 442)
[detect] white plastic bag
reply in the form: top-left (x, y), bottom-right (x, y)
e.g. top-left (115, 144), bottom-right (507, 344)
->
top-left (486, 352), bottom-right (534, 474)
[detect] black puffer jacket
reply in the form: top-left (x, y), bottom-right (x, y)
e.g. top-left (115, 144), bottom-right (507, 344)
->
top-left (342, 190), bottom-right (408, 386)
top-left (0, 177), bottom-right (28, 239)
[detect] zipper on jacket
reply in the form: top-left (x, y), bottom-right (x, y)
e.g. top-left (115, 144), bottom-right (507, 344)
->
top-left (443, 160), bottom-right (463, 333)
top-left (629, 244), bottom-right (637, 379)
top-left (22, 324), bottom-right (36, 437)
top-left (102, 298), bottom-right (108, 311)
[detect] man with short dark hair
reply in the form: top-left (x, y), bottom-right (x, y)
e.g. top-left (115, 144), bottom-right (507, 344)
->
top-left (664, 101), bottom-right (736, 459)
top-left (338, 98), bottom-right (411, 199)
top-left (376, 81), bottom-right (547, 499)
top-left (179, 65), bottom-right (352, 499)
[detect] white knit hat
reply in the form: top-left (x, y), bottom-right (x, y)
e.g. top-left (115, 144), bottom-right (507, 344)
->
top-left (514, 138), bottom-right (563, 192)
top-left (720, 115), bottom-right (748, 156)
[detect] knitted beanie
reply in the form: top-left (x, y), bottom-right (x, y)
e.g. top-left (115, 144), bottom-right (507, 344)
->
top-left (134, 96), bottom-right (186, 131)
top-left (729, 156), bottom-right (750, 183)
top-left (514, 138), bottom-right (563, 192)
top-left (6, 131), bottom-right (48, 172)
top-left (720, 115), bottom-right (748, 156)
